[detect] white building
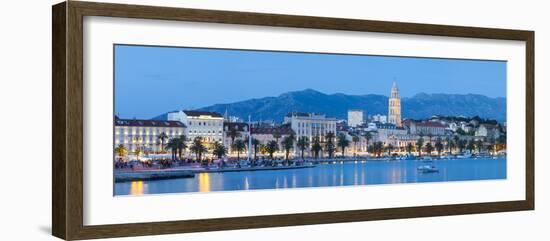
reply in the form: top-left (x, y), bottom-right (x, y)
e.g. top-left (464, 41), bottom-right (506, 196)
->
top-left (167, 110), bottom-right (224, 146)
top-left (371, 122), bottom-right (413, 151)
top-left (403, 119), bottom-right (447, 136)
top-left (114, 117), bottom-right (186, 154)
top-left (475, 124), bottom-right (501, 139)
top-left (285, 112), bottom-right (337, 142)
top-left (372, 114), bottom-right (387, 123)
top-left (347, 109), bottom-right (365, 127)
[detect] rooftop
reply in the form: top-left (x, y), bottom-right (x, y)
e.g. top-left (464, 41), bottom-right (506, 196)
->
top-left (224, 122), bottom-right (249, 132)
top-left (183, 110), bottom-right (223, 118)
top-left (115, 118), bottom-right (186, 128)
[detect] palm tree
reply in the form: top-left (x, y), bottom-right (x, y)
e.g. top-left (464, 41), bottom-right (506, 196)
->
top-left (425, 142), bottom-right (434, 156)
top-left (259, 144), bottom-right (268, 156)
top-left (166, 138), bottom-right (179, 160)
top-left (363, 132), bottom-right (372, 153)
top-left (406, 143), bottom-right (414, 155)
top-left (373, 141), bottom-right (384, 157)
top-left (476, 139), bottom-right (484, 154)
top-left (446, 136), bottom-right (453, 155)
top-left (227, 127), bottom-right (240, 153)
top-left (435, 138), bottom-right (444, 157)
top-left (497, 133), bottom-right (506, 151)
top-left (325, 142), bottom-right (336, 158)
top-left (252, 138), bottom-right (260, 161)
top-left (337, 134), bottom-right (350, 157)
top-left (427, 133), bottom-right (433, 144)
top-left (282, 135), bottom-right (295, 162)
top-left (325, 132), bottom-right (335, 143)
top-left (115, 144), bottom-right (127, 158)
top-left (466, 140), bottom-right (475, 154)
top-left (190, 136), bottom-right (207, 161)
top-left (232, 139), bottom-right (246, 161)
top-left (273, 132), bottom-right (282, 151)
top-left (134, 146), bottom-right (143, 159)
top-left (386, 144), bottom-right (394, 156)
top-left (416, 137), bottom-right (424, 157)
top-left (311, 137), bottom-right (322, 159)
top-left (157, 132), bottom-right (168, 153)
top-left (458, 139), bottom-right (467, 153)
top-left (212, 141), bottom-right (227, 159)
top-left (324, 131), bottom-right (336, 158)
top-left (266, 140), bottom-right (279, 159)
top-left (176, 135), bottom-right (187, 159)
top-left (296, 136), bottom-right (310, 160)
top-left (352, 135), bottom-right (360, 155)
top-left (453, 135), bottom-right (460, 154)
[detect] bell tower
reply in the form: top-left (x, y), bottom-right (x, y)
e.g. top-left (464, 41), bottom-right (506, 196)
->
top-left (388, 82), bottom-right (402, 127)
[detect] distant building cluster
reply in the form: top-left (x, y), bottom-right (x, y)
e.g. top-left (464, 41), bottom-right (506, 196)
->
top-left (115, 83), bottom-right (507, 159)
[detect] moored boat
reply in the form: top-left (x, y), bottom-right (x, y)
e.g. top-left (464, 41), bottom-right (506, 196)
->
top-left (457, 153), bottom-right (472, 159)
top-left (417, 165), bottom-right (439, 173)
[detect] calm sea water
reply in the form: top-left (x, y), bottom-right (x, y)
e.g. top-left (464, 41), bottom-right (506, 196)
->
top-left (115, 158), bottom-right (506, 195)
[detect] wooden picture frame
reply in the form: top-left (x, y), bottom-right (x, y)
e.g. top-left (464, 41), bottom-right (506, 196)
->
top-left (52, 1), bottom-right (534, 240)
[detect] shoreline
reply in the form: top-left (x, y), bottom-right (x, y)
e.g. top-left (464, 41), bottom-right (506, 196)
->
top-left (115, 157), bottom-right (505, 182)
top-left (114, 164), bottom-right (316, 182)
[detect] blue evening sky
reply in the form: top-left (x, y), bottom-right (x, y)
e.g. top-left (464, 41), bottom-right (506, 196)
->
top-left (115, 44), bottom-right (506, 119)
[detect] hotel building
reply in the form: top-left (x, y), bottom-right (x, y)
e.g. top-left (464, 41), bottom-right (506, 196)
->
top-left (475, 123), bottom-right (501, 139)
top-left (114, 117), bottom-right (186, 153)
top-left (284, 112), bottom-right (337, 142)
top-left (369, 122), bottom-right (415, 152)
top-left (403, 119), bottom-right (447, 136)
top-left (347, 109), bottom-right (365, 127)
top-left (167, 110), bottom-right (224, 146)
top-left (371, 114), bottom-right (387, 123)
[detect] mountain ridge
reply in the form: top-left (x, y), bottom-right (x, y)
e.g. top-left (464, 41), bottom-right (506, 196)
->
top-left (153, 89), bottom-right (506, 122)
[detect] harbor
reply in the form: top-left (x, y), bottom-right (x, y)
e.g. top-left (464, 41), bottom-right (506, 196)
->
top-left (115, 157), bottom-right (506, 195)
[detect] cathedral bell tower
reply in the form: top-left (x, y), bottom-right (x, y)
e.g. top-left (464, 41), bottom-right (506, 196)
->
top-left (388, 82), bottom-right (402, 127)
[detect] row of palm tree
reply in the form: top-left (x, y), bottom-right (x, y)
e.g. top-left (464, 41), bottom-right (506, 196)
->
top-left (165, 135), bottom-right (187, 160)
top-left (117, 130), bottom-right (505, 161)
top-left (398, 137), bottom-right (495, 157)
top-left (285, 132), bottom-right (352, 160)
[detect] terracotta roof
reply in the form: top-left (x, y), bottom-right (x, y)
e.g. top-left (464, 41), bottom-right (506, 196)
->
top-left (415, 121), bottom-right (446, 128)
top-left (224, 122), bottom-right (249, 132)
top-left (402, 119), bottom-right (414, 125)
top-left (251, 127), bottom-right (295, 135)
top-left (480, 123), bottom-right (499, 129)
top-left (115, 118), bottom-right (186, 128)
top-left (183, 110), bottom-right (222, 117)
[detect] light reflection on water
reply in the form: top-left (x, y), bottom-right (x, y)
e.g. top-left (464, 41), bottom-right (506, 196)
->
top-left (198, 173), bottom-right (210, 193)
top-left (130, 180), bottom-right (144, 196)
top-left (115, 158), bottom-right (506, 196)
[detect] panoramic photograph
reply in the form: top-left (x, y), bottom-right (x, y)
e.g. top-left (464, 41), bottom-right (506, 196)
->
top-left (113, 44), bottom-right (507, 196)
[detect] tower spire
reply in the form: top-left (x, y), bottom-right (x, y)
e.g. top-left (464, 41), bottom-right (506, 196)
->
top-left (388, 82), bottom-right (402, 127)
top-left (223, 107), bottom-right (229, 122)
